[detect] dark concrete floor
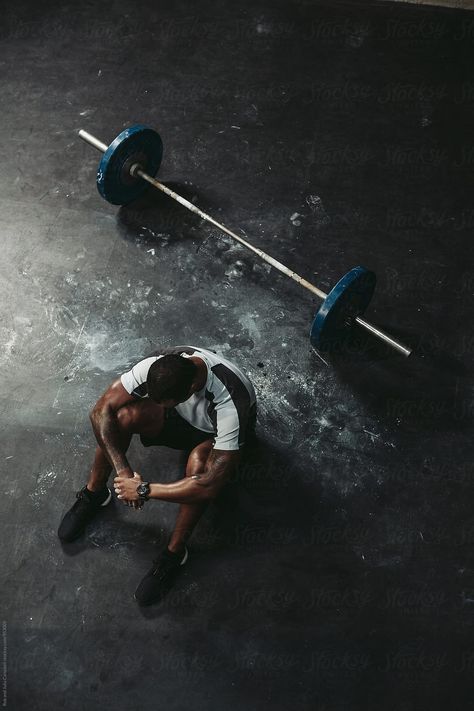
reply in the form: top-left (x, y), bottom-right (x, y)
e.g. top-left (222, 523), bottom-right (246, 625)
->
top-left (1, 0), bottom-right (473, 709)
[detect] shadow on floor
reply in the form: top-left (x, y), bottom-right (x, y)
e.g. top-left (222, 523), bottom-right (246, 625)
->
top-left (311, 323), bottom-right (471, 435)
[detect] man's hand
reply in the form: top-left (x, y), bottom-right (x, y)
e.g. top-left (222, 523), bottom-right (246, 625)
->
top-left (114, 471), bottom-right (144, 509)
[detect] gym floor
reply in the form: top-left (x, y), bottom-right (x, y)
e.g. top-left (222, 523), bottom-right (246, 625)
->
top-left (1, 0), bottom-right (473, 709)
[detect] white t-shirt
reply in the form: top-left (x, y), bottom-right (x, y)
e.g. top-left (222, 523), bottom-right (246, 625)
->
top-left (120, 345), bottom-right (256, 451)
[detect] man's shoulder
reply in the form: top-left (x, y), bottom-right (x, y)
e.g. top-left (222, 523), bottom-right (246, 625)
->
top-left (206, 362), bottom-right (256, 411)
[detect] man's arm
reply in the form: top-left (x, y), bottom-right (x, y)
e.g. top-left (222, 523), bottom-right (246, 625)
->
top-left (114, 449), bottom-right (240, 504)
top-left (151, 449), bottom-right (239, 503)
top-left (90, 378), bottom-right (137, 478)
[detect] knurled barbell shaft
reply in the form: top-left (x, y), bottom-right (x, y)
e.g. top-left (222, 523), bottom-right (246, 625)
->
top-left (79, 129), bottom-right (412, 357)
top-left (136, 168), bottom-right (328, 300)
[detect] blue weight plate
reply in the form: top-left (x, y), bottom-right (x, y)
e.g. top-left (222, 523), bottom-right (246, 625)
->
top-left (97, 124), bottom-right (163, 205)
top-left (310, 266), bottom-right (376, 351)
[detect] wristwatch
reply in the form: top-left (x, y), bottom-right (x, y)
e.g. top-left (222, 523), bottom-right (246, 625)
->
top-left (136, 481), bottom-right (151, 501)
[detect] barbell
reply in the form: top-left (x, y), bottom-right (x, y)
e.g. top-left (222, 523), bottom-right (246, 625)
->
top-left (78, 124), bottom-right (411, 357)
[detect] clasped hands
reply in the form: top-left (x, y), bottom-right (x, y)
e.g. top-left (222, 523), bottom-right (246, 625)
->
top-left (114, 471), bottom-right (144, 509)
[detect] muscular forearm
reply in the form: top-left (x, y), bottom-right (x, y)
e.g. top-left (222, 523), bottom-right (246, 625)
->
top-left (147, 450), bottom-right (237, 505)
top-left (149, 476), bottom-right (211, 505)
top-left (90, 406), bottom-right (132, 476)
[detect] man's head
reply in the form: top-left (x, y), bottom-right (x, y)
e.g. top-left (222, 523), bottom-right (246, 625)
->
top-left (146, 354), bottom-right (198, 407)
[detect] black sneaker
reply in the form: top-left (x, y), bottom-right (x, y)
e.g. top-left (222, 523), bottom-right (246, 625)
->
top-left (134, 547), bottom-right (188, 606)
top-left (58, 486), bottom-right (112, 542)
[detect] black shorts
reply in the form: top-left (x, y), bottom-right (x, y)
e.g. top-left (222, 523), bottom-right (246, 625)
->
top-left (140, 404), bottom-right (257, 452)
top-left (140, 408), bottom-right (213, 451)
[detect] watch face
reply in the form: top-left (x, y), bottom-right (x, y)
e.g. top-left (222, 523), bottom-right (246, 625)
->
top-left (137, 483), bottom-right (149, 496)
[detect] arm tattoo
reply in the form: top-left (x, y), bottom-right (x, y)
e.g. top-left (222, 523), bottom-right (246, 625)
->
top-left (192, 449), bottom-right (238, 488)
top-left (90, 406), bottom-right (131, 473)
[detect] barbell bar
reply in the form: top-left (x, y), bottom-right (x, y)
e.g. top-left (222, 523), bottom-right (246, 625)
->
top-left (78, 125), bottom-right (412, 357)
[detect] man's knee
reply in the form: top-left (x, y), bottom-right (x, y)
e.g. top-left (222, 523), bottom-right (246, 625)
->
top-left (116, 405), bottom-right (136, 433)
top-left (185, 441), bottom-right (213, 477)
top-left (116, 401), bottom-right (165, 436)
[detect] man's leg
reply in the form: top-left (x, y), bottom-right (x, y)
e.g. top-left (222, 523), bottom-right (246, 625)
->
top-left (134, 439), bottom-right (215, 606)
top-left (86, 444), bottom-right (127, 494)
top-left (167, 439), bottom-right (214, 555)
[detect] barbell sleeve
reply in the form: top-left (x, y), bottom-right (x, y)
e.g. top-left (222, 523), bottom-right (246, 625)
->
top-left (355, 317), bottom-right (411, 357)
top-left (78, 129), bottom-right (108, 153)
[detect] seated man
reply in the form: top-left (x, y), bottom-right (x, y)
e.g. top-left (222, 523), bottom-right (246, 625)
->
top-left (58, 345), bottom-right (257, 606)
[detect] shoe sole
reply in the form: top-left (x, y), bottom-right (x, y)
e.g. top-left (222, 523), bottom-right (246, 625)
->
top-left (101, 489), bottom-right (112, 506)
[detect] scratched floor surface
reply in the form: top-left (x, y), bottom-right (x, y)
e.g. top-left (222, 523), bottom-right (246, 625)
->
top-left (0, 0), bottom-right (473, 709)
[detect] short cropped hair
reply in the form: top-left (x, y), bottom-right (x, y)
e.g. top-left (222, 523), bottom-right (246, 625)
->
top-left (146, 354), bottom-right (197, 402)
